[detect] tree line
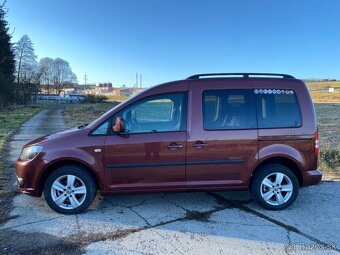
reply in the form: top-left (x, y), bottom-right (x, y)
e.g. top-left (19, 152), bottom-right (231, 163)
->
top-left (0, 2), bottom-right (77, 109)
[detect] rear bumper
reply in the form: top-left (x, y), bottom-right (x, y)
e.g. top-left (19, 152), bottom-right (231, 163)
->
top-left (302, 169), bottom-right (322, 186)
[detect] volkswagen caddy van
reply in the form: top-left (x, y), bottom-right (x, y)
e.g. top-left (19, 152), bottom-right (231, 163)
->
top-left (16, 73), bottom-right (322, 214)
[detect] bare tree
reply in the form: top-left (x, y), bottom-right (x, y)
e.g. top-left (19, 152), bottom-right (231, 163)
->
top-left (39, 57), bottom-right (54, 94)
top-left (52, 58), bottom-right (77, 93)
top-left (14, 35), bottom-right (39, 102)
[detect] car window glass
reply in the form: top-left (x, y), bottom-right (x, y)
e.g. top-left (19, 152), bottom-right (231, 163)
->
top-left (256, 90), bottom-right (301, 128)
top-left (92, 121), bottom-right (109, 135)
top-left (203, 89), bottom-right (256, 130)
top-left (118, 93), bottom-right (187, 134)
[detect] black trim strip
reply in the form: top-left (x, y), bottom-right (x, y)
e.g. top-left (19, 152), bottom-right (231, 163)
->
top-left (258, 138), bottom-right (313, 142)
top-left (107, 159), bottom-right (244, 169)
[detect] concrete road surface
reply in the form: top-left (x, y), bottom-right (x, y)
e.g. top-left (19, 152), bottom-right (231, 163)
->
top-left (0, 106), bottom-right (339, 254)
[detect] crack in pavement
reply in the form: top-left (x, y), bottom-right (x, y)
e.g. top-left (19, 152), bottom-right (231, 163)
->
top-left (75, 214), bottom-right (81, 235)
top-left (44, 194), bottom-right (252, 251)
top-left (103, 197), bottom-right (152, 227)
top-left (206, 192), bottom-right (340, 253)
top-left (1, 215), bottom-right (66, 231)
top-left (161, 195), bottom-right (224, 223)
top-left (286, 229), bottom-right (292, 244)
top-left (284, 230), bottom-right (292, 255)
top-left (73, 193), bottom-right (254, 246)
top-left (149, 228), bottom-right (186, 255)
top-left (4, 187), bottom-right (339, 254)
top-left (3, 192), bottom-right (270, 253)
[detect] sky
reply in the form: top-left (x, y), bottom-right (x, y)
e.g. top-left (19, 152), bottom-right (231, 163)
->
top-left (5, 0), bottom-right (340, 87)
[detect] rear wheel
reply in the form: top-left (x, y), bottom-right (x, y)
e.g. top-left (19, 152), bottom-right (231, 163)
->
top-left (251, 164), bottom-right (299, 210)
top-left (44, 165), bottom-right (96, 214)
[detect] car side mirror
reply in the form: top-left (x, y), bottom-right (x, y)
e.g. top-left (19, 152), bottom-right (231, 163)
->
top-left (112, 117), bottom-right (125, 133)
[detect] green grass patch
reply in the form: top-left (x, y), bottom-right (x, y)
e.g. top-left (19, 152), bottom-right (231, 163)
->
top-left (0, 105), bottom-right (45, 193)
top-left (0, 105), bottom-right (45, 151)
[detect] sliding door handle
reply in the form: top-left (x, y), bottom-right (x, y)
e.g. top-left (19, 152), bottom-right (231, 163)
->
top-left (167, 143), bottom-right (183, 149)
top-left (193, 141), bottom-right (208, 148)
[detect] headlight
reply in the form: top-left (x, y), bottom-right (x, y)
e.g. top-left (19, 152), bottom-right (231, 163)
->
top-left (19, 146), bottom-right (43, 161)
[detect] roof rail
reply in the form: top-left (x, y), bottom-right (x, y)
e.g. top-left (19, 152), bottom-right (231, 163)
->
top-left (186, 73), bottom-right (295, 79)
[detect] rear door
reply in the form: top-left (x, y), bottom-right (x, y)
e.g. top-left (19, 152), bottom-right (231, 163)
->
top-left (252, 79), bottom-right (314, 169)
top-left (186, 79), bottom-right (258, 187)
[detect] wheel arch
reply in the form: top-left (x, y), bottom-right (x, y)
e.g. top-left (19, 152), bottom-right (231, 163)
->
top-left (251, 156), bottom-right (303, 186)
top-left (38, 160), bottom-right (101, 196)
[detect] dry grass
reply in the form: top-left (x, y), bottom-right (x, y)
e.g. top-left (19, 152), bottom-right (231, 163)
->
top-left (315, 103), bottom-right (340, 149)
top-left (304, 81), bottom-right (340, 103)
top-left (315, 103), bottom-right (340, 176)
top-left (62, 102), bottom-right (119, 128)
top-left (106, 95), bottom-right (129, 102)
top-left (306, 81), bottom-right (340, 91)
top-left (310, 92), bottom-right (340, 103)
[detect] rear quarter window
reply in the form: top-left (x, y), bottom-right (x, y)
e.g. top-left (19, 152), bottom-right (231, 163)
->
top-left (255, 89), bottom-right (302, 128)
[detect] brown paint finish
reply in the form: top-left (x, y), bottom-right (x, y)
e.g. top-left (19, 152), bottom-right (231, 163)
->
top-left (16, 75), bottom-right (322, 197)
top-left (104, 132), bottom-right (187, 190)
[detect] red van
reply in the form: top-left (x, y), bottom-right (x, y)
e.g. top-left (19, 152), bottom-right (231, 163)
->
top-left (16, 73), bottom-right (322, 214)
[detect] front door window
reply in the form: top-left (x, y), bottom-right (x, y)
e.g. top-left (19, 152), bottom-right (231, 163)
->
top-left (117, 93), bottom-right (187, 134)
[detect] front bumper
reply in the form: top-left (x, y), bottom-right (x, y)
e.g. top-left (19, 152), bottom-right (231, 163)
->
top-left (302, 169), bottom-right (322, 186)
top-left (15, 157), bottom-right (46, 197)
top-left (16, 176), bottom-right (25, 188)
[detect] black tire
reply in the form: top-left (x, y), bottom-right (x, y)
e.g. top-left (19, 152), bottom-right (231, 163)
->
top-left (250, 163), bottom-right (299, 210)
top-left (44, 165), bottom-right (97, 214)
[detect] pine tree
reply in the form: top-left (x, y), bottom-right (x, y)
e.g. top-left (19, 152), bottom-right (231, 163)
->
top-left (0, 1), bottom-right (16, 108)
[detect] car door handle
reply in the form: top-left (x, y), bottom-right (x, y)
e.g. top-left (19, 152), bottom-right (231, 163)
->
top-left (167, 143), bottom-right (183, 149)
top-left (193, 141), bottom-right (208, 148)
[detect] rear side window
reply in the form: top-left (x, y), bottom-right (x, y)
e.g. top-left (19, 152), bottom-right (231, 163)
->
top-left (203, 89), bottom-right (256, 130)
top-left (255, 89), bottom-right (301, 128)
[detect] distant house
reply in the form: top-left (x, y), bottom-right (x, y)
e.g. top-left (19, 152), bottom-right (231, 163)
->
top-left (329, 87), bottom-right (335, 93)
top-left (119, 88), bottom-right (133, 97)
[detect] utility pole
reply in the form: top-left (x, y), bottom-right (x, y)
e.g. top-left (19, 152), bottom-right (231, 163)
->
top-left (84, 72), bottom-right (88, 85)
top-left (135, 73), bottom-right (138, 88)
top-left (140, 74), bottom-right (142, 88)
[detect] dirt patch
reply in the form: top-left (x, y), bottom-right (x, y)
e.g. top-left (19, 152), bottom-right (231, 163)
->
top-left (0, 230), bottom-right (83, 255)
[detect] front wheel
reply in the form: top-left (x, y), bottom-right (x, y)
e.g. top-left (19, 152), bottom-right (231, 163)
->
top-left (251, 164), bottom-right (299, 210)
top-left (44, 165), bottom-right (97, 214)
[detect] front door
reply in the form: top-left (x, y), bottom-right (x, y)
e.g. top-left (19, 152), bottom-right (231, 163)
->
top-left (105, 92), bottom-right (188, 190)
top-left (186, 80), bottom-right (258, 187)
